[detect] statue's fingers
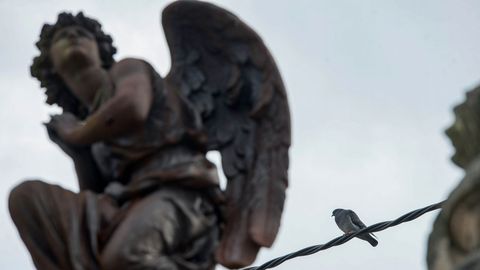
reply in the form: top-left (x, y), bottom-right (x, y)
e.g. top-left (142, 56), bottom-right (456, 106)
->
top-left (44, 123), bottom-right (60, 142)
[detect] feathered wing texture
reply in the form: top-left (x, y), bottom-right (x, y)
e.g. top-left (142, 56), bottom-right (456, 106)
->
top-left (349, 210), bottom-right (377, 240)
top-left (162, 1), bottom-right (291, 268)
top-left (349, 210), bottom-right (367, 229)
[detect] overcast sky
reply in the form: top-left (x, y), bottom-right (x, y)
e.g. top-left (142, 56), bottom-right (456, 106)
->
top-left (1, 0), bottom-right (479, 269)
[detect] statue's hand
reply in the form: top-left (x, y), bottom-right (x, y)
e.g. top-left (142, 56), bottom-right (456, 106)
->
top-left (104, 182), bottom-right (127, 202)
top-left (45, 115), bottom-right (88, 158)
top-left (46, 113), bottom-right (84, 145)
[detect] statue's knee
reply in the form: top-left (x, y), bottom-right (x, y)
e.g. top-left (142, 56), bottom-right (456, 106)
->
top-left (8, 180), bottom-right (45, 217)
top-left (100, 230), bottom-right (167, 269)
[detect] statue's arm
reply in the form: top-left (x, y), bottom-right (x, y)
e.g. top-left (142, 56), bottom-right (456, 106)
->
top-left (70, 59), bottom-right (153, 145)
top-left (71, 148), bottom-right (107, 192)
top-left (47, 59), bottom-right (153, 146)
top-left (46, 125), bottom-right (107, 192)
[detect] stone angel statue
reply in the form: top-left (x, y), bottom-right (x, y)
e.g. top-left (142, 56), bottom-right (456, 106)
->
top-left (8, 1), bottom-right (290, 269)
top-left (428, 87), bottom-right (480, 270)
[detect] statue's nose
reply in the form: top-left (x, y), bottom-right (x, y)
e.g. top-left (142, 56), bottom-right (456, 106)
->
top-left (64, 29), bottom-right (80, 39)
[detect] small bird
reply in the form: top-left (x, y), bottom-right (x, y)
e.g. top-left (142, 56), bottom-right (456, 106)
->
top-left (332, 208), bottom-right (378, 247)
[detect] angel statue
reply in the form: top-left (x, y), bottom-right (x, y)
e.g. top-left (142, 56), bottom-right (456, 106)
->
top-left (8, 1), bottom-right (290, 270)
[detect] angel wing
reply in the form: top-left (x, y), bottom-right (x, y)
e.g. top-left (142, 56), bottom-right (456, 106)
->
top-left (162, 1), bottom-right (291, 268)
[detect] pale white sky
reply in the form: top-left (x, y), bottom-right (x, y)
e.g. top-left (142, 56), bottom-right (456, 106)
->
top-left (1, 0), bottom-right (479, 269)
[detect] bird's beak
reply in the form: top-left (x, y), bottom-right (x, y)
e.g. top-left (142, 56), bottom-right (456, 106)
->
top-left (331, 214), bottom-right (334, 217)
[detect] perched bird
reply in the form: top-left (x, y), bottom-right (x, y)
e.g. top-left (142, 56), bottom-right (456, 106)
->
top-left (332, 208), bottom-right (378, 247)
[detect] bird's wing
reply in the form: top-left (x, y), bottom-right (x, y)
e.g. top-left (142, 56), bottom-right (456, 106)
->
top-left (349, 210), bottom-right (367, 229)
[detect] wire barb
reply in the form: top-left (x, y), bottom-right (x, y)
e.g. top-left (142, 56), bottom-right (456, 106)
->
top-left (241, 200), bottom-right (445, 270)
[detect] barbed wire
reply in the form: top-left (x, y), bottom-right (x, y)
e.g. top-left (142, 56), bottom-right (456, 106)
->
top-left (241, 200), bottom-right (445, 270)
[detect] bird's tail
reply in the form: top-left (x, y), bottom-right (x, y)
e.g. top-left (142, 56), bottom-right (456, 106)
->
top-left (358, 234), bottom-right (378, 247)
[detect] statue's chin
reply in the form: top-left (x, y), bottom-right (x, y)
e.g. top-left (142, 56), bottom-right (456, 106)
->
top-left (451, 153), bottom-right (464, 168)
top-left (59, 46), bottom-right (95, 70)
top-left (450, 147), bottom-right (476, 169)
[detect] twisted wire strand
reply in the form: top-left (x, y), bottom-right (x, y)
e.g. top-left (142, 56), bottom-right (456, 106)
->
top-left (241, 200), bottom-right (445, 270)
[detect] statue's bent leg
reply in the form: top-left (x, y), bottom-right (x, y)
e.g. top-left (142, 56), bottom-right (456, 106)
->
top-left (100, 186), bottom-right (220, 270)
top-left (8, 180), bottom-right (104, 270)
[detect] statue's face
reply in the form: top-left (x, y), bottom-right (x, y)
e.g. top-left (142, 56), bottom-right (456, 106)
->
top-left (445, 100), bottom-right (480, 168)
top-left (49, 25), bottom-right (101, 72)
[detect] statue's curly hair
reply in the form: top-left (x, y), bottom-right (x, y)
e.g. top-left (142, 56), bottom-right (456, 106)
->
top-left (30, 12), bottom-right (117, 119)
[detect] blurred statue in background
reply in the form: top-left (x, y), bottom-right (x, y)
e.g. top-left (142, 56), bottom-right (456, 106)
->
top-left (428, 88), bottom-right (480, 270)
top-left (8, 1), bottom-right (290, 269)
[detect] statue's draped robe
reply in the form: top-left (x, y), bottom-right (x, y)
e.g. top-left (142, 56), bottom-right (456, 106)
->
top-left (9, 63), bottom-right (222, 270)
